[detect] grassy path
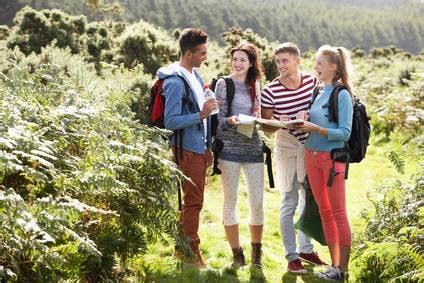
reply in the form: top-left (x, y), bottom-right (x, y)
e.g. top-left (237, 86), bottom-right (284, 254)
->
top-left (135, 141), bottom-right (400, 282)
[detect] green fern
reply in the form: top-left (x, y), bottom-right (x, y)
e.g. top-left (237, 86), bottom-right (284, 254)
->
top-left (386, 150), bottom-right (405, 174)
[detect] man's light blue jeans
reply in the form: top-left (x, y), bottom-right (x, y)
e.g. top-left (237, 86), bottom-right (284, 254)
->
top-left (280, 174), bottom-right (314, 261)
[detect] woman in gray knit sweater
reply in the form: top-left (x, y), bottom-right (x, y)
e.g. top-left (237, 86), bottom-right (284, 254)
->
top-left (214, 42), bottom-right (264, 268)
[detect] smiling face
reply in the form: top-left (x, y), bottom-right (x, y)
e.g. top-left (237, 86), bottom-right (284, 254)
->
top-left (315, 54), bottom-right (337, 84)
top-left (231, 50), bottom-right (251, 78)
top-left (275, 52), bottom-right (300, 78)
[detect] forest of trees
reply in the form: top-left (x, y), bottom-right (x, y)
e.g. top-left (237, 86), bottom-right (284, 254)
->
top-left (1, 0), bottom-right (423, 53)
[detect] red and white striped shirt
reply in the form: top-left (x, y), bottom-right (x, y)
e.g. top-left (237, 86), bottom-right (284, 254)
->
top-left (261, 73), bottom-right (318, 143)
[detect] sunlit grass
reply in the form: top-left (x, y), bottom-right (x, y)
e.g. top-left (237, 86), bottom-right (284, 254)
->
top-left (133, 140), bottom-right (401, 282)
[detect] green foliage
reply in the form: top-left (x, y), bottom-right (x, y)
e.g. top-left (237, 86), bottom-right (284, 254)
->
top-left (0, 45), bottom-right (182, 281)
top-left (84, 21), bottom-right (112, 62)
top-left (0, 4), bottom-right (423, 281)
top-left (370, 46), bottom-right (410, 59)
top-left (352, 242), bottom-right (424, 282)
top-left (114, 20), bottom-right (179, 74)
top-left (5, 7), bottom-right (178, 75)
top-left (0, 188), bottom-right (106, 282)
top-left (351, 47), bottom-right (365, 58)
top-left (398, 66), bottom-right (416, 86)
top-left (0, 25), bottom-right (9, 40)
top-left (355, 55), bottom-right (424, 138)
top-left (131, 0), bottom-right (424, 53)
top-left (7, 6), bottom-right (86, 54)
top-left (2, 0), bottom-right (424, 54)
top-left (351, 136), bottom-right (424, 282)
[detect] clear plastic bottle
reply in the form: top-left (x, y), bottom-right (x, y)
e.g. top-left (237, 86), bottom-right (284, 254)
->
top-left (204, 87), bottom-right (219, 115)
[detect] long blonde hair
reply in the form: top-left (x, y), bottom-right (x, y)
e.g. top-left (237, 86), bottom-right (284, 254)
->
top-left (317, 45), bottom-right (354, 98)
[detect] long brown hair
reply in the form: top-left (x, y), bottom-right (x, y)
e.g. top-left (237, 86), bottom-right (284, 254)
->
top-left (230, 42), bottom-right (263, 106)
top-left (317, 45), bottom-right (355, 98)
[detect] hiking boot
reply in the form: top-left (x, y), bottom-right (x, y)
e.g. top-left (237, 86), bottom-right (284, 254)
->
top-left (174, 249), bottom-right (207, 269)
top-left (231, 247), bottom-right (246, 268)
top-left (287, 258), bottom-right (307, 274)
top-left (316, 266), bottom-right (345, 281)
top-left (251, 243), bottom-right (263, 268)
top-left (196, 253), bottom-right (207, 268)
top-left (299, 251), bottom-right (327, 266)
top-left (182, 253), bottom-right (207, 269)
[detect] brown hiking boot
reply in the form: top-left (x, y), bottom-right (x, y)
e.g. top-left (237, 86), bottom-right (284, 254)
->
top-left (181, 254), bottom-right (207, 269)
top-left (251, 243), bottom-right (263, 268)
top-left (189, 253), bottom-right (207, 269)
top-left (173, 249), bottom-right (207, 269)
top-left (231, 247), bottom-right (246, 268)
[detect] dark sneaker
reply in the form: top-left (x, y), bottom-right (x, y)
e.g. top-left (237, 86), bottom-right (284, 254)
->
top-left (299, 251), bottom-right (327, 266)
top-left (287, 259), bottom-right (307, 274)
top-left (231, 247), bottom-right (246, 269)
top-left (251, 243), bottom-right (263, 268)
top-left (316, 266), bottom-right (345, 281)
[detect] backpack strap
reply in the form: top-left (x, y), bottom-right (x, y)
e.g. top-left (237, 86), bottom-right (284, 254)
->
top-left (211, 76), bottom-right (234, 176)
top-left (328, 84), bottom-right (346, 124)
top-left (310, 86), bottom-right (322, 109)
top-left (328, 84), bottom-right (349, 183)
top-left (175, 75), bottom-right (193, 112)
top-left (223, 76), bottom-right (235, 117)
top-left (173, 75), bottom-right (191, 212)
top-left (262, 142), bottom-right (274, 188)
top-left (172, 75), bottom-right (191, 164)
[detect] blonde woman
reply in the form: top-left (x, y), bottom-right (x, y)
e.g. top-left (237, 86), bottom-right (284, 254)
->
top-left (294, 45), bottom-right (354, 280)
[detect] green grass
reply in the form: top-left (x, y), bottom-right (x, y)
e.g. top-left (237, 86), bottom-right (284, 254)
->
top-left (131, 140), bottom-right (401, 282)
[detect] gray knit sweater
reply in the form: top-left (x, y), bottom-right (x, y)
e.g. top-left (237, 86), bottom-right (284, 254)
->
top-left (214, 78), bottom-right (263, 163)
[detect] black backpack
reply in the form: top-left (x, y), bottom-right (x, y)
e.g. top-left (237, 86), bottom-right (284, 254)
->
top-left (209, 77), bottom-right (274, 188)
top-left (311, 85), bottom-right (371, 163)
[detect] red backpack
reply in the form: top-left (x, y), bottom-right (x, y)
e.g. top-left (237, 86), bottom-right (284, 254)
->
top-left (148, 75), bottom-right (190, 128)
top-left (147, 75), bottom-right (191, 212)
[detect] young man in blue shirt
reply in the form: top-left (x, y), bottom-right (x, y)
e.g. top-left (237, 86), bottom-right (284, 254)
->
top-left (157, 28), bottom-right (218, 268)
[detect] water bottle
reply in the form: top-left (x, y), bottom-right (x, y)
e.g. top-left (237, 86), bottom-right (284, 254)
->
top-left (204, 87), bottom-right (219, 115)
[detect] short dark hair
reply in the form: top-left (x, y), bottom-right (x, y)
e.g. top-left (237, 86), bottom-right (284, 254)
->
top-left (274, 42), bottom-right (300, 57)
top-left (179, 28), bottom-right (208, 55)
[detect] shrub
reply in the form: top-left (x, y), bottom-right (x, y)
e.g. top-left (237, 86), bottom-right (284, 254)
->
top-left (115, 20), bottom-right (179, 74)
top-left (351, 47), bottom-right (365, 58)
top-left (351, 136), bottom-right (424, 282)
top-left (352, 242), bottom-right (423, 282)
top-left (0, 46), bottom-right (181, 281)
top-left (7, 6), bottom-right (86, 55)
top-left (0, 25), bottom-right (9, 40)
top-left (398, 66), bottom-right (416, 86)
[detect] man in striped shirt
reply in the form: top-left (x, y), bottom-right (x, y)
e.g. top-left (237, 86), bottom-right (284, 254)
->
top-left (261, 42), bottom-right (326, 273)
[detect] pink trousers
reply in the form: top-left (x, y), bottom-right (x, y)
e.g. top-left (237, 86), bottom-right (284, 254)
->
top-left (305, 149), bottom-right (352, 246)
